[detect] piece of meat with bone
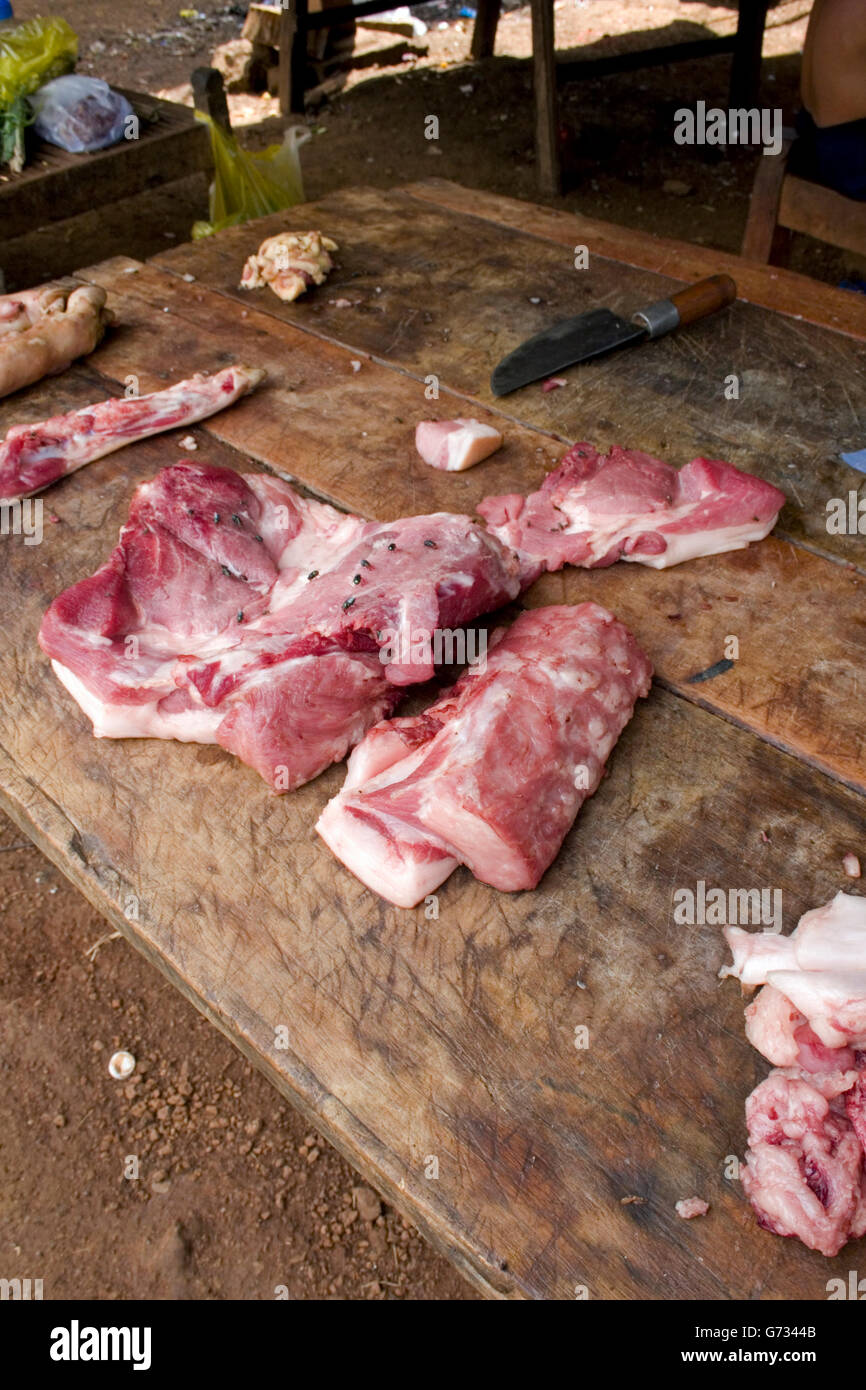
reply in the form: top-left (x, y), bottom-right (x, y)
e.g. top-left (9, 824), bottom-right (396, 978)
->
top-left (0, 365), bottom-right (266, 500)
top-left (415, 419), bottom-right (503, 472)
top-left (0, 281), bottom-right (111, 400)
top-left (240, 231), bottom-right (337, 302)
top-left (740, 1070), bottom-right (865, 1257)
top-left (316, 603), bottom-right (652, 907)
top-left (477, 441), bottom-right (786, 578)
top-left (39, 461), bottom-right (522, 789)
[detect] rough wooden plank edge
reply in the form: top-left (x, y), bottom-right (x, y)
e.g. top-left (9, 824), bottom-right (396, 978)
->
top-left (400, 179), bottom-right (866, 342)
top-left (0, 747), bottom-right (516, 1301)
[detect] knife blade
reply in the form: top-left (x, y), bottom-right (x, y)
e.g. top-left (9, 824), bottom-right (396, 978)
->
top-left (490, 274), bottom-right (737, 396)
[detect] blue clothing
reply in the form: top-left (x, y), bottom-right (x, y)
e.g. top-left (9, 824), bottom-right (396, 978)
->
top-left (792, 109), bottom-right (866, 202)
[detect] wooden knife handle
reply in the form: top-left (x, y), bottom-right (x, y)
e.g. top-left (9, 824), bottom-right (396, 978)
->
top-left (669, 274), bottom-right (737, 326)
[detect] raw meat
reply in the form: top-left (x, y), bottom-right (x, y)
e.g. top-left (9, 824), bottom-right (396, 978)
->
top-left (723, 892), bottom-right (866, 1050)
top-left (415, 419), bottom-right (503, 472)
top-left (240, 231), bottom-right (337, 302)
top-left (0, 365), bottom-right (266, 500)
top-left (316, 604), bottom-right (652, 907)
top-left (39, 461), bottom-right (522, 790)
top-left (0, 281), bottom-right (110, 399)
top-left (675, 1197), bottom-right (709, 1219)
top-left (722, 893), bottom-right (866, 1254)
top-left (477, 441), bottom-right (786, 577)
top-left (740, 1071), bottom-right (865, 1256)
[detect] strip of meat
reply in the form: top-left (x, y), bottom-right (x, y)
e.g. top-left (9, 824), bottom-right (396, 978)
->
top-left (316, 604), bottom-right (652, 907)
top-left (0, 365), bottom-right (266, 500)
top-left (477, 441), bottom-right (786, 578)
top-left (0, 283), bottom-right (111, 399)
top-left (39, 461), bottom-right (522, 790)
top-left (740, 1071), bottom-right (865, 1257)
top-left (415, 419), bottom-right (503, 472)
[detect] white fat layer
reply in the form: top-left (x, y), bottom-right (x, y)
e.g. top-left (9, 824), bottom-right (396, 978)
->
top-left (316, 797), bottom-right (457, 909)
top-left (52, 661), bottom-right (221, 742)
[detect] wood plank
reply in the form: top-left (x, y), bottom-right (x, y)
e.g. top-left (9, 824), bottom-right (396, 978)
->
top-left (42, 256), bottom-right (865, 797)
top-left (470, 0), bottom-right (501, 61)
top-left (3, 406), bottom-right (866, 1298)
top-left (147, 186), bottom-right (866, 570)
top-left (741, 140), bottom-right (791, 263)
top-left (404, 178), bottom-right (866, 342)
top-left (779, 175), bottom-right (866, 261)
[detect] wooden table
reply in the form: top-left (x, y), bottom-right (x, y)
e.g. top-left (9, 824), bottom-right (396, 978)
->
top-left (2, 181), bottom-right (865, 1300)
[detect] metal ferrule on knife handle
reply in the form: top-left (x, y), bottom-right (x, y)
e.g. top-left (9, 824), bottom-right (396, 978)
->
top-left (631, 274), bottom-right (737, 339)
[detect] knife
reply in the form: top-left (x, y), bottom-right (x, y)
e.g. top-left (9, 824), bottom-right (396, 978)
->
top-left (490, 274), bottom-right (737, 396)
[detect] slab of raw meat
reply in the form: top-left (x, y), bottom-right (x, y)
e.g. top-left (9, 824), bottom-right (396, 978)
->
top-left (0, 281), bottom-right (111, 400)
top-left (240, 231), bottom-right (337, 302)
top-left (39, 461), bottom-right (522, 790)
top-left (415, 419), bottom-right (503, 472)
top-left (0, 365), bottom-right (266, 500)
top-left (316, 603), bottom-right (652, 907)
top-left (477, 441), bottom-right (786, 577)
top-left (740, 1071), bottom-right (866, 1256)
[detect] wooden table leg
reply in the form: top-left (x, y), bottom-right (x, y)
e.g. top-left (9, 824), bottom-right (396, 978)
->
top-left (471, 0), bottom-right (501, 61)
top-left (729, 0), bottom-right (769, 108)
top-left (531, 0), bottom-right (561, 197)
top-left (278, 0), bottom-right (309, 116)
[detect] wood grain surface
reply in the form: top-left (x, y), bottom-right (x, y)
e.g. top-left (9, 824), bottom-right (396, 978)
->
top-left (2, 187), bottom-right (865, 1298)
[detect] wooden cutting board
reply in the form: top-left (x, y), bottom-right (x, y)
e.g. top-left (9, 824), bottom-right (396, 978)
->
top-left (1, 182), bottom-right (865, 1299)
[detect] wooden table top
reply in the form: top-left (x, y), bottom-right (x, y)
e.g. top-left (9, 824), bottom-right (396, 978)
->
top-left (2, 180), bottom-right (864, 1299)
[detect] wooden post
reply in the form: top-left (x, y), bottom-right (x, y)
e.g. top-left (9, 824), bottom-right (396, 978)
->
top-left (191, 67), bottom-right (232, 134)
top-left (531, 0), bottom-right (561, 197)
top-left (741, 137), bottom-right (792, 262)
top-left (729, 0), bottom-right (769, 108)
top-left (278, 0), bottom-right (309, 115)
top-left (470, 0), bottom-right (501, 61)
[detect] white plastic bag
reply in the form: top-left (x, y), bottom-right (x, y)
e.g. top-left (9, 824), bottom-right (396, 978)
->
top-left (30, 75), bottom-right (133, 153)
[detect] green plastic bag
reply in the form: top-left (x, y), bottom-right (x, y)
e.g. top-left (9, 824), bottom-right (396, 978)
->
top-left (0, 16), bottom-right (78, 170)
top-left (192, 114), bottom-right (309, 239)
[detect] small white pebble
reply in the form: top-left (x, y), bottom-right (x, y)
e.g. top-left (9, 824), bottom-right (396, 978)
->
top-left (529, 296), bottom-right (542, 304)
top-left (843, 852), bottom-right (861, 879)
top-left (350, 359), bottom-right (362, 373)
top-left (108, 1050), bottom-right (136, 1080)
top-left (330, 298), bottom-right (353, 308)
top-left (182, 273), bottom-right (196, 283)
top-left (179, 435), bottom-right (198, 451)
top-left (459, 83), bottom-right (473, 95)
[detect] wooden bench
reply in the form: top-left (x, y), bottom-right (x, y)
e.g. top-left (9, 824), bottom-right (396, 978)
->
top-left (0, 89), bottom-right (210, 243)
top-left (742, 135), bottom-right (866, 263)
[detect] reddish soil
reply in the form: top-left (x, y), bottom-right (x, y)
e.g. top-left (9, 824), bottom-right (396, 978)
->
top-left (1, 0), bottom-right (861, 1303)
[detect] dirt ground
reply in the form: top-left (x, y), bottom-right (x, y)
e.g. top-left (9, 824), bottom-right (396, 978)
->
top-left (0, 0), bottom-right (860, 1303)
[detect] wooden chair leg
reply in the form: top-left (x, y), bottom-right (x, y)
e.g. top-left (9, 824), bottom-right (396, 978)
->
top-left (471, 0), bottom-right (501, 61)
top-left (729, 0), bottom-right (769, 108)
top-left (531, 0), bottom-right (561, 197)
top-left (279, 0), bottom-right (309, 116)
top-left (741, 136), bottom-right (793, 262)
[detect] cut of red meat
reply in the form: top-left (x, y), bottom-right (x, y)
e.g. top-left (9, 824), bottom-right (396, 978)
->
top-left (0, 366), bottom-right (265, 500)
top-left (478, 441), bottom-right (786, 577)
top-left (316, 603), bottom-right (652, 906)
top-left (39, 461), bottom-right (522, 790)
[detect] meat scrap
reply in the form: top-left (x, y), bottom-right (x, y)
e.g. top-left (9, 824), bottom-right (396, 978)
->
top-left (39, 461), bottom-right (521, 791)
top-left (415, 419), bottom-right (503, 472)
top-left (316, 604), bottom-right (652, 907)
top-left (478, 441), bottom-right (786, 579)
top-left (240, 231), bottom-right (337, 303)
top-left (0, 280), bottom-right (111, 400)
top-left (0, 365), bottom-right (266, 501)
top-left (675, 1197), bottom-right (709, 1219)
top-left (721, 892), bottom-right (866, 1255)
